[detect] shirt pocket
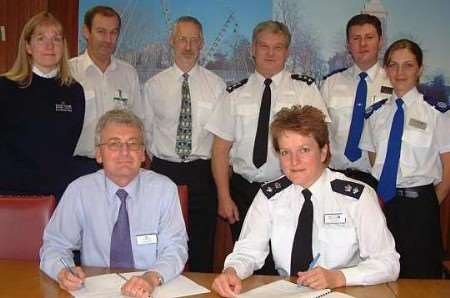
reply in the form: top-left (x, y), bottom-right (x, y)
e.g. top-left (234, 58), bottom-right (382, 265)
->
top-left (327, 97), bottom-right (354, 133)
top-left (235, 103), bottom-right (258, 141)
top-left (400, 127), bottom-right (433, 174)
top-left (318, 226), bottom-right (358, 268)
top-left (83, 89), bottom-right (96, 123)
top-left (194, 100), bottom-right (214, 127)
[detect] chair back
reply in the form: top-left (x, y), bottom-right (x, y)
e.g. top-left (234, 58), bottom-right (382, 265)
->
top-left (0, 195), bottom-right (56, 261)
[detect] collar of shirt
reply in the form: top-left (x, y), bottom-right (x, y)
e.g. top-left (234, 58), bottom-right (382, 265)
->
top-left (254, 68), bottom-right (284, 90)
top-left (297, 167), bottom-right (329, 203)
top-left (32, 65), bottom-right (58, 78)
top-left (173, 63), bottom-right (200, 82)
top-left (392, 87), bottom-right (420, 108)
top-left (79, 50), bottom-right (118, 75)
top-left (103, 169), bottom-right (141, 204)
top-left (350, 63), bottom-right (380, 83)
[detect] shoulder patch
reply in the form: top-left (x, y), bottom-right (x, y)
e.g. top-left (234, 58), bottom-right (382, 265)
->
top-left (423, 95), bottom-right (450, 113)
top-left (330, 179), bottom-right (364, 200)
top-left (226, 78), bottom-right (248, 93)
top-left (322, 67), bottom-right (348, 81)
top-left (261, 176), bottom-right (292, 199)
top-left (291, 74), bottom-right (315, 86)
top-left (365, 98), bottom-right (388, 119)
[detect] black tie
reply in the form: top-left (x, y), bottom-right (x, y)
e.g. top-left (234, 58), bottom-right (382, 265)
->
top-left (253, 78), bottom-right (272, 168)
top-left (290, 188), bottom-right (313, 275)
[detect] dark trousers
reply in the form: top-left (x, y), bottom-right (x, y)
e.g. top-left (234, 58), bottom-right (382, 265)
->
top-left (151, 157), bottom-right (217, 273)
top-left (73, 156), bottom-right (101, 178)
top-left (384, 184), bottom-right (443, 278)
top-left (230, 173), bottom-right (277, 275)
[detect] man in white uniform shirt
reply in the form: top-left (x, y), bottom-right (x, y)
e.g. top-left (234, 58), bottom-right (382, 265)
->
top-left (320, 14), bottom-right (392, 187)
top-left (70, 6), bottom-right (142, 175)
top-left (142, 16), bottom-right (226, 272)
top-left (206, 20), bottom-right (329, 243)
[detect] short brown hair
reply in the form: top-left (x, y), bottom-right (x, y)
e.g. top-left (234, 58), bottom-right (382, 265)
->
top-left (95, 109), bottom-right (145, 146)
top-left (252, 20), bottom-right (291, 48)
top-left (84, 6), bottom-right (121, 31)
top-left (346, 14), bottom-right (382, 40)
top-left (271, 105), bottom-right (330, 164)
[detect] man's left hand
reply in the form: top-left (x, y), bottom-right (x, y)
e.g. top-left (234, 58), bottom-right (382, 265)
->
top-left (296, 266), bottom-right (345, 289)
top-left (121, 271), bottom-right (161, 298)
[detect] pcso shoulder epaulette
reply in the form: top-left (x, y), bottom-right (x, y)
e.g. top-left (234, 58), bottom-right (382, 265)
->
top-left (261, 176), bottom-right (292, 199)
top-left (322, 67), bottom-right (347, 81)
top-left (365, 98), bottom-right (388, 119)
top-left (291, 74), bottom-right (315, 86)
top-left (423, 95), bottom-right (450, 113)
top-left (330, 179), bottom-right (364, 200)
top-left (226, 78), bottom-right (248, 93)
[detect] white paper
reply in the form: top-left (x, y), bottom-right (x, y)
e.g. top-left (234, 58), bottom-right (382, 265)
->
top-left (237, 280), bottom-right (331, 298)
top-left (70, 272), bottom-right (210, 298)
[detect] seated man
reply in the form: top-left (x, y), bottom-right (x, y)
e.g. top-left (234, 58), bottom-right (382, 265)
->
top-left (40, 109), bottom-right (188, 298)
top-left (212, 105), bottom-right (399, 297)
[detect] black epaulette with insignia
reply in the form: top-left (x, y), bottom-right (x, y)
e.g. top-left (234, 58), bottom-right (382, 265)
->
top-left (226, 78), bottom-right (248, 93)
top-left (330, 179), bottom-right (364, 200)
top-left (291, 74), bottom-right (315, 86)
top-left (322, 67), bottom-right (347, 81)
top-left (365, 98), bottom-right (388, 119)
top-left (423, 95), bottom-right (450, 113)
top-left (261, 176), bottom-right (292, 199)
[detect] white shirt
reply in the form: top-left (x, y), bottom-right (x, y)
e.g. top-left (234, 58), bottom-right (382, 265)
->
top-left (360, 87), bottom-right (450, 187)
top-left (321, 63), bottom-right (392, 172)
top-left (70, 52), bottom-right (143, 158)
top-left (143, 64), bottom-right (225, 162)
top-left (224, 169), bottom-right (400, 286)
top-left (206, 69), bottom-right (329, 183)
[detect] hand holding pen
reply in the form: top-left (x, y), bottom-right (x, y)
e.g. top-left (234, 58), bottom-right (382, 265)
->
top-left (296, 253), bottom-right (346, 289)
top-left (57, 258), bottom-right (86, 291)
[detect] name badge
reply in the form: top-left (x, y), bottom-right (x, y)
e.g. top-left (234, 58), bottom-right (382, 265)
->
top-left (324, 213), bottom-right (346, 224)
top-left (409, 118), bottom-right (427, 130)
top-left (136, 234), bottom-right (157, 245)
top-left (55, 101), bottom-right (72, 112)
top-left (380, 85), bottom-right (393, 94)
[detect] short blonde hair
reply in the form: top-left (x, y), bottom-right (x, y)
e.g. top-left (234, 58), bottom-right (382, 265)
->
top-left (3, 12), bottom-right (73, 87)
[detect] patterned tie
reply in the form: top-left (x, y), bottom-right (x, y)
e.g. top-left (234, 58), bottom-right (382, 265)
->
top-left (377, 98), bottom-right (404, 202)
top-left (290, 189), bottom-right (313, 275)
top-left (110, 189), bottom-right (134, 268)
top-left (344, 72), bottom-right (368, 162)
top-left (253, 78), bottom-right (272, 168)
top-left (175, 73), bottom-right (192, 160)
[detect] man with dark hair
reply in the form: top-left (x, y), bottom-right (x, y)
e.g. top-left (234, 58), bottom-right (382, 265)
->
top-left (142, 16), bottom-right (225, 272)
top-left (70, 5), bottom-right (143, 176)
top-left (321, 14), bottom-right (391, 187)
top-left (206, 20), bottom-right (329, 242)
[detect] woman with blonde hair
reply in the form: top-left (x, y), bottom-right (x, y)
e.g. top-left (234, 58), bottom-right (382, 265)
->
top-left (0, 12), bottom-right (85, 200)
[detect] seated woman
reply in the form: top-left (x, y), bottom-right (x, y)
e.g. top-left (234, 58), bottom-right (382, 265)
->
top-left (212, 105), bottom-right (399, 297)
top-left (360, 39), bottom-right (450, 278)
top-left (0, 12), bottom-right (85, 200)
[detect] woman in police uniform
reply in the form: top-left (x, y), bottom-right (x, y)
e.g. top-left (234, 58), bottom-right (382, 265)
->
top-left (361, 39), bottom-right (450, 278)
top-left (0, 12), bottom-right (85, 200)
top-left (211, 105), bottom-right (399, 297)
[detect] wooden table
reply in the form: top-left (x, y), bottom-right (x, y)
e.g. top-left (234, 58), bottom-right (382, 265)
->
top-left (1, 260), bottom-right (449, 298)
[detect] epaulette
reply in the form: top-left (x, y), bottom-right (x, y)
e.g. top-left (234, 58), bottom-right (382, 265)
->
top-left (261, 176), bottom-right (292, 199)
top-left (365, 98), bottom-right (388, 119)
top-left (330, 179), bottom-right (364, 200)
top-left (291, 74), bottom-right (315, 86)
top-left (226, 78), bottom-right (248, 93)
top-left (423, 95), bottom-right (450, 113)
top-left (322, 67), bottom-right (347, 81)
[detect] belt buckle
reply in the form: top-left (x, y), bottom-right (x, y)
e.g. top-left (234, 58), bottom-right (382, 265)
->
top-left (404, 189), bottom-right (419, 199)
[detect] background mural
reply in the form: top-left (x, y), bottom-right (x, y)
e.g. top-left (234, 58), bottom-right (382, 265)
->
top-left (79, 0), bottom-right (450, 101)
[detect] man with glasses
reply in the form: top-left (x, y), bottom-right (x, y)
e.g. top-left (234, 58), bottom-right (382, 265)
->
top-left (40, 109), bottom-right (188, 298)
top-left (142, 16), bottom-right (225, 272)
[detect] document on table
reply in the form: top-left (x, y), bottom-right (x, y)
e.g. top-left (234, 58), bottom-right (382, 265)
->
top-left (69, 271), bottom-right (210, 298)
top-left (238, 280), bottom-right (354, 298)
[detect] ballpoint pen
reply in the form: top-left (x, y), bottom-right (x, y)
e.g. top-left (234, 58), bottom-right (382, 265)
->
top-left (59, 258), bottom-right (85, 287)
top-left (308, 253), bottom-right (321, 270)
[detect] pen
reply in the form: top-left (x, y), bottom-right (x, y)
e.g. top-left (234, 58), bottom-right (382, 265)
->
top-left (117, 273), bottom-right (152, 298)
top-left (59, 258), bottom-right (84, 287)
top-left (308, 253), bottom-right (321, 270)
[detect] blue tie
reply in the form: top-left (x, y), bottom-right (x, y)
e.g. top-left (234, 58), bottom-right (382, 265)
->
top-left (110, 189), bottom-right (134, 268)
top-left (377, 98), bottom-right (404, 202)
top-left (344, 72), bottom-right (368, 162)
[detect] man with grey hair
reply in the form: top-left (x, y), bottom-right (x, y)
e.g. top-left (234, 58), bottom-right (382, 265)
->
top-left (142, 16), bottom-right (225, 272)
top-left (206, 20), bottom-right (329, 242)
top-left (40, 109), bottom-right (188, 298)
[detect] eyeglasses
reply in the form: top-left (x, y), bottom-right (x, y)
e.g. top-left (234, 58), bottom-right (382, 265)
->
top-left (98, 140), bottom-right (143, 151)
top-left (175, 36), bottom-right (202, 46)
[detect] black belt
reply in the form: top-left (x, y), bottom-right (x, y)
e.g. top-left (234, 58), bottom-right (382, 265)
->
top-left (396, 184), bottom-right (433, 199)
